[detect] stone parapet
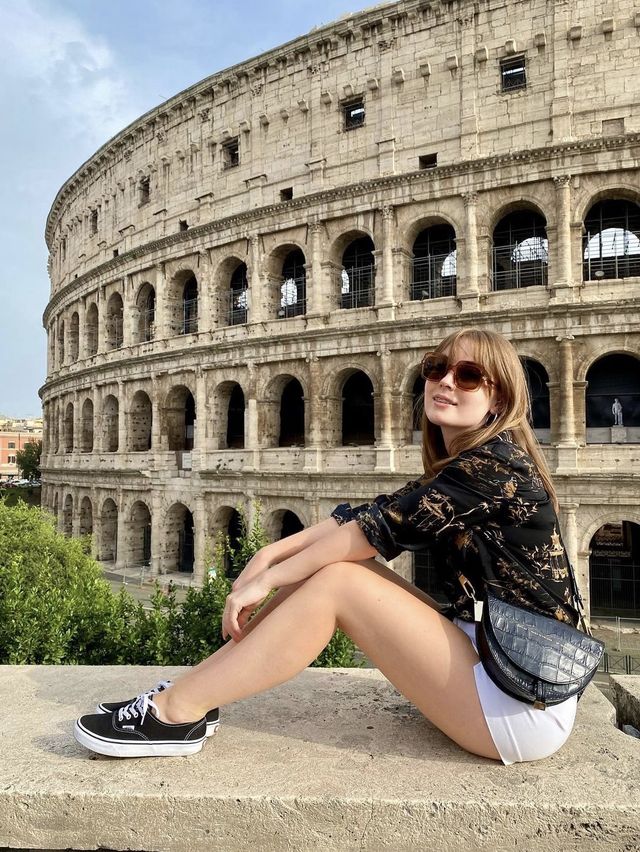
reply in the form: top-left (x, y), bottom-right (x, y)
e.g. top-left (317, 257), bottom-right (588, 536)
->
top-left (1, 665), bottom-right (638, 851)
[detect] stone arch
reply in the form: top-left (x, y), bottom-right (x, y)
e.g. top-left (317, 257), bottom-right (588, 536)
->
top-left (410, 221), bottom-right (457, 301)
top-left (79, 496), bottom-right (93, 538)
top-left (80, 397), bottom-right (94, 453)
top-left (585, 352), bottom-right (640, 442)
top-left (106, 292), bottom-right (124, 349)
top-left (264, 507), bottom-right (307, 543)
top-left (62, 493), bottom-right (73, 536)
top-left (261, 374), bottom-right (306, 448)
top-left (265, 243), bottom-right (307, 320)
top-left (338, 232), bottom-right (376, 310)
top-left (588, 519), bottom-right (640, 618)
top-left (102, 394), bottom-right (119, 453)
top-left (491, 206), bottom-right (548, 290)
top-left (164, 502), bottom-right (195, 573)
top-left (85, 302), bottom-right (98, 356)
top-left (521, 358), bottom-right (551, 437)
top-left (574, 184), bottom-right (640, 227)
top-left (168, 269), bottom-right (198, 335)
top-left (341, 368), bottom-right (376, 446)
top-left (164, 385), bottom-right (196, 451)
top-left (582, 197), bottom-right (640, 282)
top-left (216, 381), bottom-right (245, 450)
top-left (129, 390), bottom-right (152, 451)
top-left (63, 402), bottom-right (74, 453)
top-left (128, 500), bottom-right (152, 567)
top-left (100, 497), bottom-right (118, 563)
top-left (69, 311), bottom-right (80, 362)
top-left (134, 282), bottom-right (156, 343)
top-left (217, 257), bottom-right (249, 327)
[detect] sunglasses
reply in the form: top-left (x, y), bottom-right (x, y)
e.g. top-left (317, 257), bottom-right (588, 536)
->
top-left (420, 352), bottom-right (496, 391)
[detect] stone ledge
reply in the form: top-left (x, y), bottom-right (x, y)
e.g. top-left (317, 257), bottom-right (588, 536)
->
top-left (0, 665), bottom-right (638, 852)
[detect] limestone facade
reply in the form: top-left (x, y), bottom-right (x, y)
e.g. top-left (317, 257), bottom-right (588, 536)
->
top-left (41, 0), bottom-right (640, 614)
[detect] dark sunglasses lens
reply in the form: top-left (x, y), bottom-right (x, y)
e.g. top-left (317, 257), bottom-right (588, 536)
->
top-left (422, 356), bottom-right (447, 381)
top-left (456, 363), bottom-right (484, 390)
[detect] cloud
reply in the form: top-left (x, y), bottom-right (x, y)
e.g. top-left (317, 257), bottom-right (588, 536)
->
top-left (0, 0), bottom-right (137, 146)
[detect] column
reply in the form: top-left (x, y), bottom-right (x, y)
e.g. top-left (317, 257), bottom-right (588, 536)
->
top-left (560, 502), bottom-right (579, 569)
top-left (121, 275), bottom-right (133, 347)
top-left (194, 368), bottom-right (207, 454)
top-left (96, 286), bottom-right (107, 354)
top-left (375, 349), bottom-right (395, 471)
top-left (150, 492), bottom-right (163, 576)
top-left (557, 335), bottom-right (577, 446)
top-left (458, 11), bottom-right (479, 159)
top-left (303, 355), bottom-right (324, 472)
top-left (115, 493), bottom-right (127, 570)
top-left (244, 362), bottom-right (260, 470)
top-left (72, 391), bottom-right (80, 454)
top-left (307, 221), bottom-right (324, 315)
top-left (154, 263), bottom-right (167, 339)
top-left (151, 376), bottom-right (163, 450)
top-left (117, 380), bottom-right (127, 453)
top-left (248, 234), bottom-right (265, 324)
top-left (380, 206), bottom-right (394, 305)
top-left (197, 251), bottom-right (212, 333)
top-left (193, 495), bottom-right (206, 585)
top-left (460, 192), bottom-right (480, 310)
top-left (552, 176), bottom-right (572, 287)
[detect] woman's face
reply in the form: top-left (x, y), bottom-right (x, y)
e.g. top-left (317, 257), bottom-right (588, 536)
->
top-left (423, 339), bottom-right (501, 450)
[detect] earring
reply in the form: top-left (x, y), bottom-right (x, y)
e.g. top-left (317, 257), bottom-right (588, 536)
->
top-left (486, 411), bottom-right (499, 426)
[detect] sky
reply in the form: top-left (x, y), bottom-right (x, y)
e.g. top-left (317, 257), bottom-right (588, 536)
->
top-left (0, 0), bottom-right (375, 418)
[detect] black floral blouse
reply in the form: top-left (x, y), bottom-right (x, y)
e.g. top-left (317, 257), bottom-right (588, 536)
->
top-left (331, 431), bottom-right (579, 627)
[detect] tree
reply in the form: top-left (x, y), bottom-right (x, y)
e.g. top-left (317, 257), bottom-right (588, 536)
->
top-left (16, 440), bottom-right (42, 481)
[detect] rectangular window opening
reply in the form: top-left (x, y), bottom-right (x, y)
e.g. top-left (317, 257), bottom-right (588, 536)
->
top-left (7, 443), bottom-right (15, 449)
top-left (179, 220), bottom-right (189, 232)
top-left (344, 99), bottom-right (365, 131)
top-left (139, 176), bottom-right (151, 205)
top-left (90, 210), bottom-right (98, 235)
top-left (280, 187), bottom-right (293, 201)
top-left (113, 249), bottom-right (119, 258)
top-left (500, 55), bottom-right (526, 92)
top-left (419, 153), bottom-right (438, 170)
top-left (222, 138), bottom-right (240, 169)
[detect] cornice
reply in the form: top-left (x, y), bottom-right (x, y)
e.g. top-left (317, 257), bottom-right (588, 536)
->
top-left (42, 132), bottom-right (640, 326)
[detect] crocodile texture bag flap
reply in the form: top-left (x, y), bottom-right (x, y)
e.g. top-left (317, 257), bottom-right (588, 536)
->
top-left (475, 593), bottom-right (605, 709)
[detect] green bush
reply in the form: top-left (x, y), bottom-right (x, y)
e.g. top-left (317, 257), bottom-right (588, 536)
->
top-left (0, 497), bottom-right (361, 668)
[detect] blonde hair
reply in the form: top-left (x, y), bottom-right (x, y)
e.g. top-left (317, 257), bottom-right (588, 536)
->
top-left (415, 327), bottom-right (559, 513)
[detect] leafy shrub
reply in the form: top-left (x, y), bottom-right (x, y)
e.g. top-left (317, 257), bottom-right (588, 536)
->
top-left (0, 497), bottom-right (361, 668)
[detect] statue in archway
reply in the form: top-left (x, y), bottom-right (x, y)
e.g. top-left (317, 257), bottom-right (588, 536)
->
top-left (612, 397), bottom-right (624, 427)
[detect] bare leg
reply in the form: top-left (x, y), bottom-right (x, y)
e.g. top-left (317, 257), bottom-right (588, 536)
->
top-left (154, 560), bottom-right (500, 761)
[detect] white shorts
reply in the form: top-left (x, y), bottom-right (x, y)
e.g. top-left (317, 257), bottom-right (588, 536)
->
top-left (453, 617), bottom-right (578, 765)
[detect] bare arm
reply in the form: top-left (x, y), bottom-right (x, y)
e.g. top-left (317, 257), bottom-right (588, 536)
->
top-left (261, 517), bottom-right (341, 566)
top-left (265, 519), bottom-right (377, 589)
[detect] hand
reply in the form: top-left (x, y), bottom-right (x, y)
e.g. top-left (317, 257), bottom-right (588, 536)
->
top-left (222, 572), bottom-right (273, 643)
top-left (231, 550), bottom-right (271, 593)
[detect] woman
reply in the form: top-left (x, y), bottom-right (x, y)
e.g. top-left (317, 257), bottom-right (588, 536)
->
top-left (74, 328), bottom-right (581, 764)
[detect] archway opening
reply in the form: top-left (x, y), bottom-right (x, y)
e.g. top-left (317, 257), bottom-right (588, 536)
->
top-left (583, 199), bottom-right (640, 281)
top-left (590, 521), bottom-right (640, 617)
top-left (100, 498), bottom-right (118, 563)
top-left (585, 353), bottom-right (640, 443)
top-left (279, 378), bottom-right (305, 446)
top-left (278, 249), bottom-right (306, 319)
top-left (491, 210), bottom-right (548, 290)
top-left (342, 371), bottom-right (375, 445)
top-left (130, 390), bottom-right (152, 451)
top-left (341, 236), bottom-right (375, 309)
top-left (521, 358), bottom-right (550, 442)
top-left (411, 224), bottom-right (457, 300)
top-left (226, 384), bottom-right (245, 449)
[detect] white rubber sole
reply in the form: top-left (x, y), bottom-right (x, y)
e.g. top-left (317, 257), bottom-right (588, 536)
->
top-left (96, 704), bottom-right (220, 738)
top-left (74, 720), bottom-right (206, 758)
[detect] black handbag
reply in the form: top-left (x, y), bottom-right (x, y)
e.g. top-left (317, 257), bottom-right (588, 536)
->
top-left (457, 537), bottom-right (605, 710)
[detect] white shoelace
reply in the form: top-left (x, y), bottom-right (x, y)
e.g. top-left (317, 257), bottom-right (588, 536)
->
top-left (117, 692), bottom-right (160, 726)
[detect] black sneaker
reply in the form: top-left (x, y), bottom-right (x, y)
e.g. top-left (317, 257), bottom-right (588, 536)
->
top-left (74, 693), bottom-right (207, 758)
top-left (96, 680), bottom-right (220, 737)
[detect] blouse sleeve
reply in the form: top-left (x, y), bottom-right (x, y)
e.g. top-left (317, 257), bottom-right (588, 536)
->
top-left (330, 446), bottom-right (513, 561)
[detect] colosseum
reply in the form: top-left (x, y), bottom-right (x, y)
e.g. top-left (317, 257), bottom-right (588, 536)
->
top-left (41, 0), bottom-right (640, 619)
